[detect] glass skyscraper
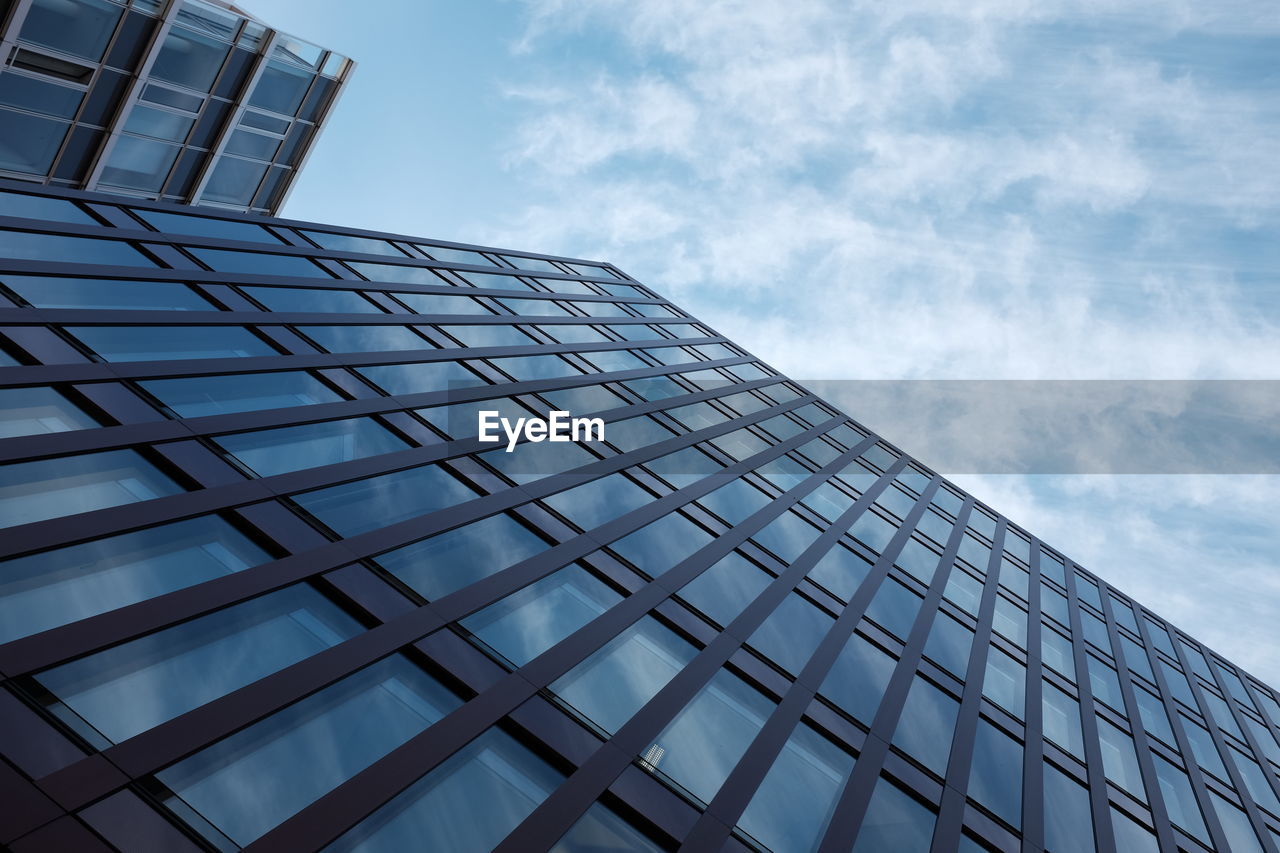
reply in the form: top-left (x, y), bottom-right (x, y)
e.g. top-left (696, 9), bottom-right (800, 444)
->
top-left (0, 0), bottom-right (351, 214)
top-left (2, 179), bottom-right (1280, 853)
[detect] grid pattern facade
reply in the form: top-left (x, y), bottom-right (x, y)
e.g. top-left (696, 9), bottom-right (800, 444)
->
top-left (1, 179), bottom-right (1279, 853)
top-left (0, 0), bottom-right (351, 215)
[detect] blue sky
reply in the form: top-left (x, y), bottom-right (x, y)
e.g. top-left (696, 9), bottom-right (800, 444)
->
top-left (249, 0), bottom-right (1280, 683)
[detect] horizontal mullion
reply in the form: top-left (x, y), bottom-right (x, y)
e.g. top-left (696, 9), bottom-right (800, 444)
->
top-left (0, 218), bottom-right (627, 288)
top-left (0, 369), bottom-right (777, 463)
top-left (0, 308), bottom-right (685, 326)
top-left (0, 347), bottom-right (747, 388)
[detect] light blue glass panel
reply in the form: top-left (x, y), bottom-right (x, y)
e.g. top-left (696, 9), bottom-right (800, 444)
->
top-left (348, 261), bottom-right (439, 285)
top-left (895, 539), bottom-right (943, 585)
top-left (551, 616), bottom-right (696, 734)
top-left (141, 371), bottom-right (341, 417)
top-left (462, 564), bottom-right (622, 667)
top-left (1110, 808), bottom-right (1160, 853)
top-left (217, 417), bottom-right (409, 477)
top-left (848, 511), bottom-right (897, 554)
top-left (1153, 754), bottom-right (1209, 843)
top-left (609, 513), bottom-right (713, 577)
top-left (37, 584), bottom-right (362, 742)
top-left (924, 612), bottom-right (973, 677)
top-left (500, 296), bottom-right (570, 314)
top-left (301, 230), bottom-right (403, 257)
top-left (489, 355), bottom-right (581, 381)
top-left (0, 110), bottom-right (69, 174)
top-left (542, 473), bottom-right (653, 530)
top-left (968, 720), bottom-right (1022, 828)
top-left (807, 543), bottom-right (872, 602)
top-left (3, 274), bottom-right (214, 310)
top-left (642, 445), bottom-right (723, 488)
top-left (324, 727), bottom-right (561, 853)
top-left (1134, 686), bottom-right (1175, 745)
top-left (944, 569), bottom-right (983, 616)
top-left (357, 361), bottom-right (484, 395)
top-left (992, 596), bottom-right (1027, 647)
top-left (395, 292), bottom-right (491, 314)
top-left (68, 326), bottom-right (275, 361)
top-left (820, 632), bottom-right (896, 725)
top-left (20, 0), bottom-right (122, 61)
top-left (293, 464), bottom-right (478, 536)
top-left (696, 477), bottom-right (770, 525)
top-left (602, 414), bottom-right (676, 452)
top-left (438, 324), bottom-right (534, 347)
top-left (647, 669), bottom-right (773, 805)
top-left (748, 593), bottom-right (833, 675)
top-left (374, 513), bottom-right (548, 601)
top-left (892, 677), bottom-right (959, 777)
top-left (1209, 791), bottom-right (1265, 853)
top-left (1043, 684), bottom-right (1085, 758)
top-left (1043, 763), bottom-right (1096, 853)
top-left (0, 515), bottom-right (268, 643)
top-left (739, 724), bottom-right (854, 853)
top-left (302, 325), bottom-right (428, 353)
top-left (1096, 717), bottom-right (1147, 800)
top-left (1229, 747), bottom-right (1280, 817)
top-left (0, 231), bottom-right (156, 266)
top-left (852, 777), bottom-right (936, 853)
top-left (1042, 628), bottom-right (1076, 682)
top-left (0, 387), bottom-right (97, 438)
top-left (0, 449), bottom-right (181, 528)
top-left (1179, 712), bottom-right (1228, 779)
top-left (982, 647), bottom-right (1026, 718)
top-left (550, 803), bottom-right (663, 853)
top-left (865, 578), bottom-right (922, 641)
top-left (243, 286), bottom-right (379, 313)
top-left (801, 481), bottom-right (855, 521)
top-left (418, 245), bottom-right (498, 267)
top-left (158, 655), bottom-right (460, 846)
top-left (0, 190), bottom-right (95, 223)
top-left (678, 552), bottom-right (772, 627)
top-left (1087, 655), bottom-right (1124, 711)
top-left (189, 248), bottom-right (328, 278)
top-left (750, 510), bottom-right (821, 564)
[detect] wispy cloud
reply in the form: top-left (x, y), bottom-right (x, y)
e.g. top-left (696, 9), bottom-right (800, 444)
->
top-left (490, 0), bottom-right (1280, 681)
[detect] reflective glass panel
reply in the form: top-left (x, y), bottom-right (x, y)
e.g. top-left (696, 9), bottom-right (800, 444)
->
top-left (0, 515), bottom-right (268, 643)
top-left (608, 513), bottom-right (713, 577)
top-left (189, 247), bottom-right (327, 278)
top-left (852, 777), bottom-right (936, 853)
top-left (0, 449), bottom-right (181, 528)
top-left (141, 371), bottom-right (341, 417)
top-left (1043, 763), bottom-right (1096, 853)
top-left (462, 564), bottom-right (621, 667)
top-left (37, 584), bottom-right (361, 742)
top-left (374, 513), bottom-right (549, 601)
top-left (0, 387), bottom-right (97, 438)
top-left (967, 720), bottom-right (1022, 828)
top-left (302, 325), bottom-right (428, 353)
top-left (739, 724), bottom-right (855, 853)
top-left (157, 655), bottom-right (460, 846)
top-left (551, 615), bottom-right (696, 734)
top-left (550, 803), bottom-right (663, 853)
top-left (217, 417), bottom-right (410, 477)
top-left (3, 274), bottom-right (213, 310)
top-left (293, 464), bottom-right (478, 537)
top-left (0, 190), bottom-right (95, 224)
top-left (357, 361), bottom-right (485, 396)
top-left (0, 230), bottom-right (155, 266)
top-left (820, 632), bottom-right (896, 725)
top-left (678, 552), bottom-right (772, 627)
top-left (68, 325), bottom-right (274, 361)
top-left (748, 592), bottom-right (833, 675)
top-left (892, 676), bottom-right (959, 777)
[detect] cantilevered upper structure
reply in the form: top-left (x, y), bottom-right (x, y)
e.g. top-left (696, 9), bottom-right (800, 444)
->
top-left (0, 0), bottom-right (351, 214)
top-left (2, 181), bottom-right (1280, 852)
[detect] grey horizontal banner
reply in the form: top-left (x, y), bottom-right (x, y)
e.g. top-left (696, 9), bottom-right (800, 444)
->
top-left (799, 379), bottom-right (1280, 475)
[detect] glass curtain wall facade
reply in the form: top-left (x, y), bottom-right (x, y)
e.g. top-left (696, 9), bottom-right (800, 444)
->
top-left (2, 179), bottom-right (1280, 852)
top-left (0, 0), bottom-right (352, 214)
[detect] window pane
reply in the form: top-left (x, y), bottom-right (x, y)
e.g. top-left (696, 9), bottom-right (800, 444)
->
top-left (608, 513), bottom-right (712, 577)
top-left (1209, 790), bottom-right (1266, 853)
top-left (189, 247), bottom-right (327, 278)
top-left (99, 135), bottom-right (180, 192)
top-left (157, 655), bottom-right (460, 846)
top-left (646, 669), bottom-right (773, 805)
top-left (739, 724), bottom-right (855, 853)
top-left (294, 464), bottom-right (478, 537)
top-left (820, 632), bottom-right (896, 725)
top-left (542, 473), bottom-right (653, 531)
top-left (0, 109), bottom-right (69, 174)
top-left (1110, 807), bottom-right (1159, 853)
top-left (68, 325), bottom-right (275, 361)
top-left (201, 156), bottom-right (269, 205)
top-left (678, 551), bottom-right (772, 627)
top-left (395, 291), bottom-right (490, 315)
top-left (1086, 655), bottom-right (1124, 711)
top-left (3, 274), bottom-right (214, 310)
top-left (923, 612), bottom-right (973, 677)
top-left (982, 647), bottom-right (1026, 718)
top-left (1096, 717), bottom-right (1147, 799)
top-left (0, 449), bottom-right (182, 528)
top-left (150, 26), bottom-right (230, 91)
top-left (217, 417), bottom-right (408, 477)
top-left (0, 387), bottom-right (97, 438)
top-left (374, 513), bottom-right (548, 601)
top-left (136, 209), bottom-right (279, 244)
top-left (1043, 763), bottom-right (1096, 853)
top-left (865, 578), bottom-right (922, 640)
top-left (324, 727), bottom-right (561, 853)
top-left (551, 615), bottom-right (696, 734)
top-left (1042, 683), bottom-right (1085, 758)
top-left (37, 584), bottom-right (362, 743)
top-left (248, 60), bottom-right (312, 115)
top-left (967, 720), bottom-right (1022, 828)
top-left (551, 802), bottom-right (663, 853)
top-left (1133, 686), bottom-right (1174, 745)
top-left (302, 230), bottom-right (403, 256)
top-left (0, 515), bottom-right (268, 643)
top-left (751, 510), bottom-right (822, 564)
top-left (0, 190), bottom-right (95, 224)
top-left (749, 592), bottom-right (834, 675)
top-left (696, 477), bottom-right (770, 525)
top-left (0, 229), bottom-right (155, 266)
top-left (356, 361), bottom-right (484, 396)
top-left (806, 543), bottom-right (872, 602)
top-left (462, 564), bottom-right (621, 667)
top-left (852, 777), bottom-right (936, 853)
top-left (892, 677), bottom-right (959, 777)
top-left (142, 371), bottom-right (342, 417)
top-left (1152, 755), bottom-right (1209, 843)
top-left (302, 325), bottom-right (428, 353)
top-left (21, 0), bottom-right (122, 61)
